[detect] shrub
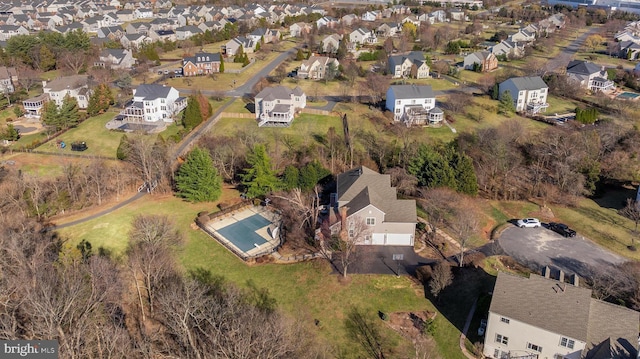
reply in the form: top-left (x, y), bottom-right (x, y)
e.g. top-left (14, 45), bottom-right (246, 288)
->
top-left (378, 311), bottom-right (389, 321)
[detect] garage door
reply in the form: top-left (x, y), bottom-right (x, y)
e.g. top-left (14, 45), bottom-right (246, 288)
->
top-left (371, 234), bottom-right (385, 245)
top-left (386, 234), bottom-right (412, 246)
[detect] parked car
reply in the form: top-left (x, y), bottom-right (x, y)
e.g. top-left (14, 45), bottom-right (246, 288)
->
top-left (548, 222), bottom-right (576, 237)
top-left (516, 218), bottom-right (541, 228)
top-left (477, 319), bottom-right (487, 336)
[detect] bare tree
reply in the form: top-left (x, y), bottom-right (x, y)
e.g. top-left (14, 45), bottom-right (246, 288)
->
top-left (429, 261), bottom-right (453, 299)
top-left (449, 200), bottom-right (479, 267)
top-left (123, 135), bottom-right (172, 192)
top-left (333, 215), bottom-right (371, 278)
top-left (620, 198), bottom-right (640, 246)
top-left (58, 50), bottom-right (88, 75)
top-left (17, 64), bottom-right (42, 92)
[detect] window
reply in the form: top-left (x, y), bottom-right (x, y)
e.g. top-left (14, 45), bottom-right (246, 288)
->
top-left (396, 100), bottom-right (400, 105)
top-left (527, 343), bottom-right (542, 352)
top-left (395, 109), bottom-right (401, 113)
top-left (500, 317), bottom-right (510, 324)
top-left (495, 334), bottom-right (508, 345)
top-left (560, 337), bottom-right (574, 349)
top-left (366, 217), bottom-right (375, 225)
top-left (554, 355), bottom-right (565, 359)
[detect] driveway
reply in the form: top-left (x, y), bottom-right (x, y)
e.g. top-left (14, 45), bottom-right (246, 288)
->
top-left (544, 27), bottom-right (601, 73)
top-left (340, 246), bottom-right (434, 276)
top-left (496, 226), bottom-right (626, 276)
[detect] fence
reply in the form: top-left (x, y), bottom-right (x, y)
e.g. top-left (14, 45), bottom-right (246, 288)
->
top-left (300, 108), bottom-right (331, 116)
top-left (9, 148), bottom-right (113, 160)
top-left (219, 112), bottom-right (255, 119)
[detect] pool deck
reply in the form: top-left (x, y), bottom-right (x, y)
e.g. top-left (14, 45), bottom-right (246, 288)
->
top-left (204, 206), bottom-right (281, 258)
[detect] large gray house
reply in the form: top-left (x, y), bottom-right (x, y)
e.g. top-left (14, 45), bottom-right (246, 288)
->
top-left (329, 166), bottom-right (416, 246)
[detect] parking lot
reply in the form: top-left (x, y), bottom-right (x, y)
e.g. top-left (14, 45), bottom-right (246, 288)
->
top-left (497, 225), bottom-right (627, 276)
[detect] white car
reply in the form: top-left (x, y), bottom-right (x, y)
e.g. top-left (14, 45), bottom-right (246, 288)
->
top-left (516, 218), bottom-right (541, 228)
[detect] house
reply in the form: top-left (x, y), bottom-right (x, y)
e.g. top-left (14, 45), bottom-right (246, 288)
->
top-left (618, 40), bottom-right (640, 60)
top-left (149, 29), bottom-right (176, 42)
top-left (341, 14), bottom-right (359, 26)
top-left (254, 86), bottom-right (306, 127)
top-left (316, 16), bottom-right (338, 29)
top-left (484, 271), bottom-right (639, 359)
top-left (566, 60), bottom-right (615, 92)
top-left (349, 28), bottom-right (377, 45)
top-left (120, 34), bottom-right (150, 49)
top-left (361, 10), bottom-right (380, 22)
top-left (509, 28), bottom-right (536, 43)
top-left (385, 85), bottom-right (442, 126)
top-left (42, 75), bottom-right (91, 109)
top-left (115, 9), bottom-right (134, 23)
top-left (119, 84), bottom-right (187, 123)
top-left (94, 49), bottom-right (136, 70)
top-left (0, 66), bottom-right (18, 93)
top-left (223, 36), bottom-right (255, 56)
top-left (463, 51), bottom-right (498, 72)
top-left (328, 166), bottom-right (417, 246)
top-left (289, 22), bottom-right (311, 37)
top-left (322, 34), bottom-right (342, 54)
top-left (247, 27), bottom-right (280, 44)
top-left (134, 8), bottom-right (153, 19)
top-left (388, 52), bottom-right (430, 79)
top-left (298, 56), bottom-right (339, 80)
top-left (0, 25), bottom-right (28, 41)
top-left (126, 22), bottom-right (149, 35)
top-left (23, 93), bottom-right (49, 117)
top-left (97, 25), bottom-right (123, 39)
top-left (376, 22), bottom-right (401, 38)
top-left (175, 25), bottom-right (202, 40)
top-left (450, 9), bottom-right (466, 21)
top-left (499, 76), bottom-right (549, 114)
top-left (490, 39), bottom-right (523, 58)
top-left (182, 52), bottom-right (221, 76)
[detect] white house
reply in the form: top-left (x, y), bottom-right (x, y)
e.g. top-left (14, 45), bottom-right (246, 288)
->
top-left (566, 60), bottom-right (615, 92)
top-left (134, 8), bottom-right (153, 19)
top-left (499, 76), bottom-right (549, 114)
top-left (43, 75), bottom-right (91, 109)
top-left (119, 84), bottom-right (187, 123)
top-left (316, 16), bottom-right (338, 29)
top-left (490, 39), bottom-right (524, 58)
top-left (223, 36), bottom-right (255, 56)
top-left (94, 49), bottom-right (136, 70)
top-left (349, 28), bottom-right (377, 45)
top-left (328, 166), bottom-right (417, 246)
top-left (484, 271), bottom-right (639, 359)
top-left (175, 25), bottom-right (202, 40)
top-left (254, 86), bottom-right (306, 127)
top-left (385, 85), bottom-right (443, 126)
top-left (0, 25), bottom-right (28, 41)
top-left (0, 66), bottom-right (18, 93)
top-left (388, 51), bottom-right (430, 79)
top-left (509, 28), bottom-right (536, 43)
top-left (289, 22), bottom-right (311, 37)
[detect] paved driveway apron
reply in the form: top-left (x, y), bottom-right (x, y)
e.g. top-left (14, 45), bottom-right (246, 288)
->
top-left (497, 226), bottom-right (626, 276)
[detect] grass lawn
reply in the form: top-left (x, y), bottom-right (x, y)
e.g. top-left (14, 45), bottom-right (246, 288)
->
top-left (57, 192), bottom-right (468, 358)
top-left (0, 152), bottom-right (94, 178)
top-left (223, 98), bottom-right (253, 114)
top-left (35, 111), bottom-right (122, 158)
top-left (546, 95), bottom-right (579, 114)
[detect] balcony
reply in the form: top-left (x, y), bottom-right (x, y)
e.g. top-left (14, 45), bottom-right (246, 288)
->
top-left (526, 101), bottom-right (549, 115)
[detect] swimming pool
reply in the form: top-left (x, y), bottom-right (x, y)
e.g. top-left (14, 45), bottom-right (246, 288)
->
top-left (617, 92), bottom-right (640, 99)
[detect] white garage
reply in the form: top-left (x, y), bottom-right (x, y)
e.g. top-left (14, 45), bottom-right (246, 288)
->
top-left (370, 233), bottom-right (413, 246)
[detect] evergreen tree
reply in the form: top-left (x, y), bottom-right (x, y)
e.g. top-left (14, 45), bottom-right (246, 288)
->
top-left (116, 134), bottom-right (129, 160)
top-left (408, 145), bottom-right (456, 189)
top-left (256, 41), bottom-right (261, 52)
top-left (241, 144), bottom-right (280, 198)
top-left (336, 39), bottom-right (347, 60)
top-left (39, 45), bottom-right (56, 71)
top-left (182, 95), bottom-right (203, 130)
top-left (219, 56), bottom-right (224, 73)
top-left (450, 151), bottom-right (478, 195)
top-left (0, 123), bottom-right (20, 141)
top-left (59, 95), bottom-right (80, 129)
top-left (41, 100), bottom-right (62, 130)
top-left (281, 165), bottom-right (299, 190)
top-left (234, 46), bottom-right (244, 63)
top-left (175, 147), bottom-right (222, 202)
top-left (295, 49), bottom-right (305, 61)
top-left (498, 90), bottom-right (516, 116)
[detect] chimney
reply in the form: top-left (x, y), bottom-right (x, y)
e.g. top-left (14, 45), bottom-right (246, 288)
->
top-left (570, 273), bottom-right (580, 287)
top-left (339, 206), bottom-right (348, 240)
top-left (42, 80), bottom-right (47, 88)
top-left (542, 266), bottom-right (551, 278)
top-left (558, 270), bottom-right (565, 283)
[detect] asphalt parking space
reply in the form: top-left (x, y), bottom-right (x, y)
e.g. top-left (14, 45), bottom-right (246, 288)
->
top-left (497, 226), bottom-right (626, 276)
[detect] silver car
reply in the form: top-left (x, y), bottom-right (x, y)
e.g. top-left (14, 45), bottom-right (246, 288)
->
top-left (516, 218), bottom-right (541, 228)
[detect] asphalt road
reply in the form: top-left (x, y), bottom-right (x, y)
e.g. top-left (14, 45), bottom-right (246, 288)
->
top-left (544, 26), bottom-right (601, 73)
top-left (497, 225), bottom-right (626, 277)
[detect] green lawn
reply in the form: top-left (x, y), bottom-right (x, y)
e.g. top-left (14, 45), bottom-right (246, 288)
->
top-left (223, 98), bottom-right (253, 114)
top-left (546, 95), bottom-right (579, 114)
top-left (35, 111), bottom-right (122, 158)
top-left (57, 192), bottom-right (467, 358)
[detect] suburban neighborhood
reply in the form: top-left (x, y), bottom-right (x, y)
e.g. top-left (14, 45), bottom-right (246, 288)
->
top-left (0, 0), bottom-right (639, 358)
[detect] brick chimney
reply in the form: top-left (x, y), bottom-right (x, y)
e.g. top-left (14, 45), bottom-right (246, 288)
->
top-left (339, 206), bottom-right (348, 240)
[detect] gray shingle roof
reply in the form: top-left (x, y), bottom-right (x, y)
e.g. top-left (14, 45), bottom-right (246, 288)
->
top-left (586, 300), bottom-right (639, 357)
top-left (255, 85), bottom-right (304, 102)
top-left (337, 166), bottom-right (416, 223)
top-left (500, 76), bottom-right (547, 91)
top-left (134, 84), bottom-right (172, 100)
top-left (567, 60), bottom-right (604, 76)
top-left (388, 85), bottom-right (434, 100)
top-left (490, 272), bottom-right (639, 347)
top-left (45, 75), bottom-right (89, 91)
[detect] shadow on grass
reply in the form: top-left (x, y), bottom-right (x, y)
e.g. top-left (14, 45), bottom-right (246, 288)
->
top-left (423, 266), bottom-right (496, 333)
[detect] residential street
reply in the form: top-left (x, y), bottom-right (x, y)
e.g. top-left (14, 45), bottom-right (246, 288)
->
top-left (544, 26), bottom-right (601, 73)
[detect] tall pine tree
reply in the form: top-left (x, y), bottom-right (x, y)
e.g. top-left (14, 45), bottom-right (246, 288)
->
top-left (41, 100), bottom-right (61, 130)
top-left (175, 147), bottom-right (222, 202)
top-left (241, 144), bottom-right (279, 198)
top-left (59, 95), bottom-right (80, 129)
top-left (182, 95), bottom-right (203, 130)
